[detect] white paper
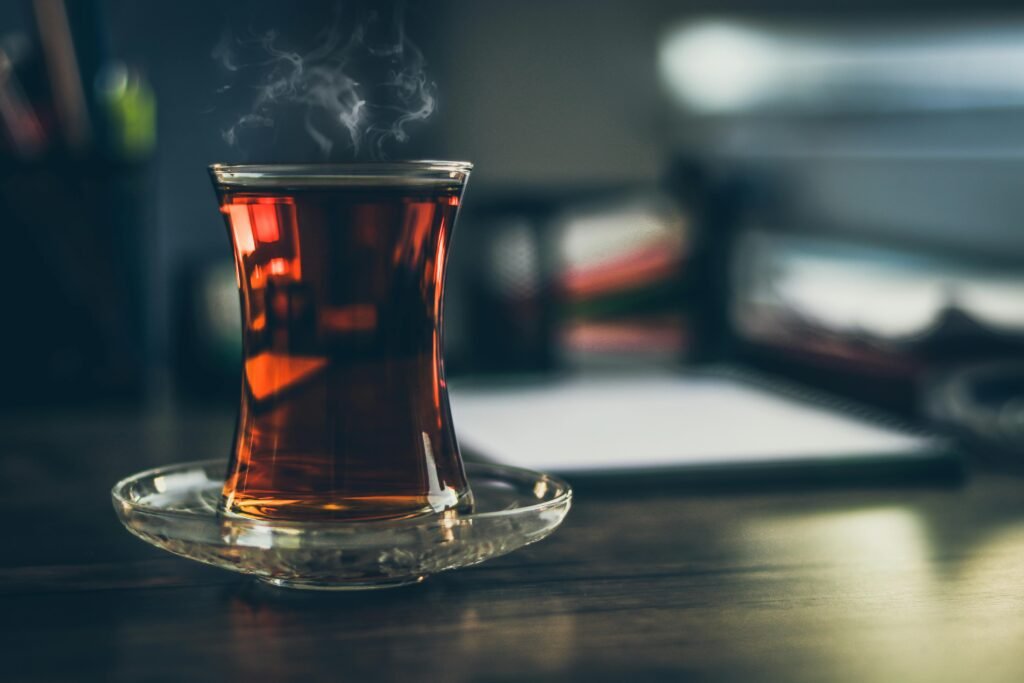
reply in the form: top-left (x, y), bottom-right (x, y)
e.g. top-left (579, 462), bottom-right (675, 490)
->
top-left (449, 375), bottom-right (931, 473)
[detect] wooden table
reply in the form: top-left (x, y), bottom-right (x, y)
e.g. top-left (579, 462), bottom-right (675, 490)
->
top-left (2, 410), bottom-right (1024, 682)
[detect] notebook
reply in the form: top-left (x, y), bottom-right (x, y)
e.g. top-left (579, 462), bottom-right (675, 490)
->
top-left (449, 372), bottom-right (959, 482)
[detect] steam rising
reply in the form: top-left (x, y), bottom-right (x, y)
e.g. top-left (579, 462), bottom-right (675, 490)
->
top-left (214, 6), bottom-right (435, 159)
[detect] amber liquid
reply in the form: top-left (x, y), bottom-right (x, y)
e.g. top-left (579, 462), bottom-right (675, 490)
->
top-left (215, 180), bottom-right (472, 521)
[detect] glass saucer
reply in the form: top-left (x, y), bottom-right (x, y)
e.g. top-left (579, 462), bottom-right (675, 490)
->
top-left (111, 461), bottom-right (571, 590)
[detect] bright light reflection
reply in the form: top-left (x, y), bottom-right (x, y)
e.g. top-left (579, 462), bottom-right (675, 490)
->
top-left (660, 19), bottom-right (1024, 113)
top-left (742, 506), bottom-right (929, 575)
top-left (739, 507), bottom-right (939, 678)
top-left (775, 260), bottom-right (946, 340)
top-left (956, 279), bottom-right (1024, 333)
top-left (659, 22), bottom-right (781, 112)
top-left (152, 471), bottom-right (209, 495)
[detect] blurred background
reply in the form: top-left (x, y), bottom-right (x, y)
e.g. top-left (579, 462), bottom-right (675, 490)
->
top-left (5, 0), bottom-right (1024, 467)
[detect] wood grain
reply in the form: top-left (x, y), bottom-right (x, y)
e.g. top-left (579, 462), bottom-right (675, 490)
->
top-left (1, 410), bottom-right (1023, 682)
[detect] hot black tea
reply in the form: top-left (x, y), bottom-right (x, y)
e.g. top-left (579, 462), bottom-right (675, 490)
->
top-left (211, 164), bottom-right (473, 521)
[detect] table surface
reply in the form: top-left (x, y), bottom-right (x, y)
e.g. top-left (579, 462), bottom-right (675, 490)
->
top-left (2, 409), bottom-right (1024, 683)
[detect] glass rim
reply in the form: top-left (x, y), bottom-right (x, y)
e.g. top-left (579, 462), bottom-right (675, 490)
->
top-left (209, 160), bottom-right (473, 189)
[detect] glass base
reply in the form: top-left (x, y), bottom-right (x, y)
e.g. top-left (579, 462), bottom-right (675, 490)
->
top-left (112, 461), bottom-right (571, 590)
top-left (220, 487), bottom-right (475, 523)
top-left (260, 575), bottom-right (426, 591)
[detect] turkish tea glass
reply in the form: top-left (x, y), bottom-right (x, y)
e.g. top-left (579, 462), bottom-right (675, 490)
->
top-left (209, 162), bottom-right (474, 522)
